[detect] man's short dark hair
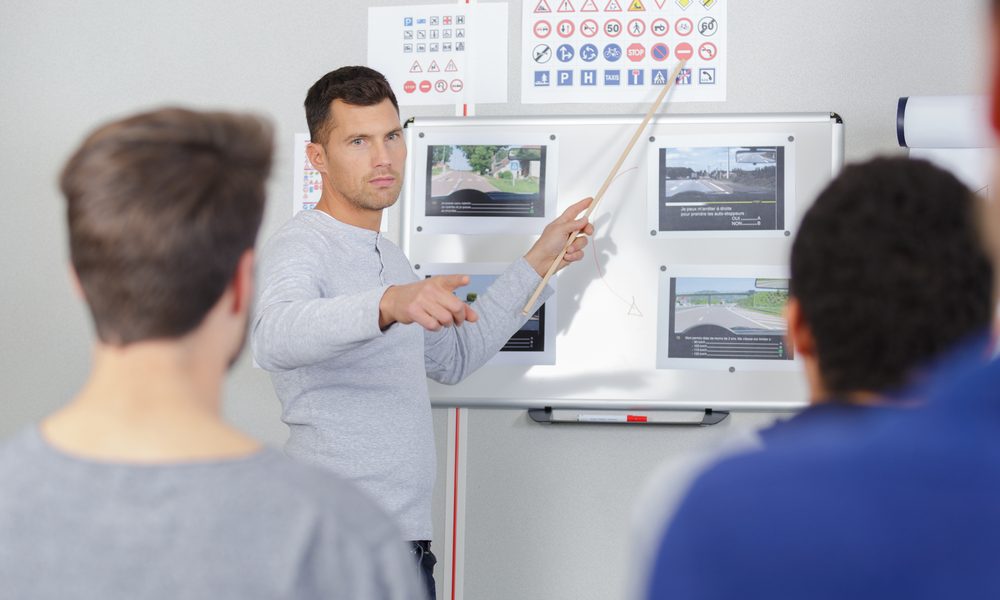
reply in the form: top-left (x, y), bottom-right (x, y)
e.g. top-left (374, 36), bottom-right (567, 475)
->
top-left (304, 66), bottom-right (399, 144)
top-left (791, 157), bottom-right (993, 396)
top-left (60, 108), bottom-right (274, 345)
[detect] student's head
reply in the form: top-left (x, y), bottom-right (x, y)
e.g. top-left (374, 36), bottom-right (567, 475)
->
top-left (60, 108), bottom-right (273, 359)
top-left (788, 157), bottom-right (993, 400)
top-left (303, 66), bottom-right (405, 213)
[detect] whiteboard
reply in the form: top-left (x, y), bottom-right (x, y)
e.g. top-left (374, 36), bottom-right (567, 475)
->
top-left (399, 113), bottom-right (844, 411)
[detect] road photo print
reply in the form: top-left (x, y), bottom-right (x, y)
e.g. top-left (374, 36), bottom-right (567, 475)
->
top-left (425, 144), bottom-right (547, 218)
top-left (657, 266), bottom-right (798, 372)
top-left (416, 263), bottom-right (556, 366)
top-left (409, 131), bottom-right (559, 235)
top-left (646, 135), bottom-right (795, 238)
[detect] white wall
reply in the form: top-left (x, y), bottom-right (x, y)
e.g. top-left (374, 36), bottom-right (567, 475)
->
top-left (0, 2), bottom-right (990, 599)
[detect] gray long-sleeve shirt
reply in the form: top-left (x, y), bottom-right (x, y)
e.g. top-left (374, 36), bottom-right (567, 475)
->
top-left (0, 427), bottom-right (424, 600)
top-left (251, 210), bottom-right (551, 539)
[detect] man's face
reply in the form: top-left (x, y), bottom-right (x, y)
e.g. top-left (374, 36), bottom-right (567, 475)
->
top-left (314, 98), bottom-right (406, 212)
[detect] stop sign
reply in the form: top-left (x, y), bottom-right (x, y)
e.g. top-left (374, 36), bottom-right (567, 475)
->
top-left (627, 43), bottom-right (645, 62)
top-left (403, 80), bottom-right (417, 94)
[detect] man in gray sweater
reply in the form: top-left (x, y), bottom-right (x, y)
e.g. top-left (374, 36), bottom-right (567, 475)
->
top-left (252, 66), bottom-right (593, 598)
top-left (0, 108), bottom-right (423, 599)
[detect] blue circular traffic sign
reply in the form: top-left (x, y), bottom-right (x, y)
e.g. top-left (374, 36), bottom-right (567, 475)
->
top-left (580, 43), bottom-right (598, 62)
top-left (651, 43), bottom-right (669, 62)
top-left (556, 44), bottom-right (575, 62)
top-left (603, 43), bottom-right (622, 62)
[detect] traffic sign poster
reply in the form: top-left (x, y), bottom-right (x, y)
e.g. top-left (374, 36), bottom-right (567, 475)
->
top-left (368, 3), bottom-right (508, 106)
top-left (522, 0), bottom-right (726, 103)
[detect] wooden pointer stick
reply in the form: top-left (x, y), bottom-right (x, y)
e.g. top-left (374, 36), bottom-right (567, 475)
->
top-left (521, 59), bottom-right (689, 315)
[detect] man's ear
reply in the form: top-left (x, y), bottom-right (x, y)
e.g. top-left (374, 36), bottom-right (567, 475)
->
top-left (305, 141), bottom-right (327, 174)
top-left (785, 297), bottom-right (816, 359)
top-left (230, 250), bottom-right (255, 315)
top-left (68, 265), bottom-right (86, 301)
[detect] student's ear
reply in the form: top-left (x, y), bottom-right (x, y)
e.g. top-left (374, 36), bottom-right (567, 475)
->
top-left (785, 297), bottom-right (817, 359)
top-left (305, 142), bottom-right (328, 174)
top-left (230, 250), bottom-right (255, 315)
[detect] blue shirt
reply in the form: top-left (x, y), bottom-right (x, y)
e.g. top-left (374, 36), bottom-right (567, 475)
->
top-left (648, 344), bottom-right (1000, 599)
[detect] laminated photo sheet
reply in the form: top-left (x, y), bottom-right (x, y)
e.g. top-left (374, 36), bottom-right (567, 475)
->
top-left (292, 133), bottom-right (389, 232)
top-left (415, 262), bottom-right (557, 366)
top-left (646, 133), bottom-right (796, 238)
top-left (656, 264), bottom-right (799, 372)
top-left (367, 3), bottom-right (509, 106)
top-left (409, 130), bottom-right (559, 235)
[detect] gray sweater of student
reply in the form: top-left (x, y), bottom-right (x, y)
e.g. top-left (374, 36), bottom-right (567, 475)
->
top-left (251, 210), bottom-right (551, 540)
top-left (0, 427), bottom-right (424, 600)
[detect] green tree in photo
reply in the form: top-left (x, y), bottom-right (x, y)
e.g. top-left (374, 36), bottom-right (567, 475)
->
top-left (458, 145), bottom-right (502, 175)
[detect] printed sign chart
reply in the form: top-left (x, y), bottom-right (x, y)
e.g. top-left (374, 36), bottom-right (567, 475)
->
top-left (522, 0), bottom-right (726, 103)
top-left (369, 3), bottom-right (509, 106)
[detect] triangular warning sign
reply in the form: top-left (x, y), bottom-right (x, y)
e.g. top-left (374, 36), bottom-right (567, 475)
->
top-left (581, 0), bottom-right (598, 10)
top-left (628, 0), bottom-right (645, 10)
top-left (445, 59), bottom-right (458, 72)
top-left (557, 0), bottom-right (575, 11)
top-left (604, 0), bottom-right (622, 11)
top-left (654, 0), bottom-right (667, 6)
top-left (409, 60), bottom-right (422, 73)
top-left (428, 60), bottom-right (440, 72)
top-left (534, 0), bottom-right (551, 13)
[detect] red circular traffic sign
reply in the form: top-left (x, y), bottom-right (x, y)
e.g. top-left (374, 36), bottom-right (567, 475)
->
top-left (557, 19), bottom-right (575, 37)
top-left (675, 42), bottom-right (693, 60)
top-left (650, 18), bottom-right (669, 36)
top-left (675, 17), bottom-right (693, 36)
top-left (580, 18), bottom-right (599, 38)
top-left (419, 80), bottom-right (432, 93)
top-left (651, 42), bottom-right (669, 61)
top-left (698, 42), bottom-right (717, 61)
top-left (403, 80), bottom-right (417, 94)
top-left (450, 79), bottom-right (464, 92)
top-left (604, 19), bottom-right (622, 37)
top-left (627, 43), bottom-right (645, 62)
top-left (627, 18), bottom-right (645, 37)
top-left (534, 20), bottom-right (551, 38)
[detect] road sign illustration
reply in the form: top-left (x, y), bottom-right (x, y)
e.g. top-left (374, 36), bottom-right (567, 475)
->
top-left (627, 43), bottom-right (646, 62)
top-left (450, 79), bottom-right (464, 92)
top-left (605, 19), bottom-right (622, 36)
top-left (605, 0), bottom-right (623, 11)
top-left (628, 0), bottom-right (646, 10)
top-left (651, 42), bottom-right (669, 61)
top-left (698, 41), bottom-right (717, 61)
top-left (699, 68), bottom-right (715, 84)
top-left (557, 44), bottom-right (575, 62)
top-left (580, 19), bottom-right (599, 37)
top-left (603, 43), bottom-right (622, 61)
top-left (675, 42), bottom-right (693, 60)
top-left (533, 44), bottom-right (553, 63)
top-left (675, 17), bottom-right (693, 35)
top-left (557, 19), bottom-right (575, 37)
top-left (535, 0), bottom-right (552, 13)
top-left (628, 19), bottom-right (646, 36)
top-left (557, 0), bottom-right (575, 12)
top-left (698, 16), bottom-right (718, 36)
top-left (651, 18), bottom-right (669, 36)
top-left (534, 20), bottom-right (552, 38)
top-left (434, 80), bottom-right (447, 92)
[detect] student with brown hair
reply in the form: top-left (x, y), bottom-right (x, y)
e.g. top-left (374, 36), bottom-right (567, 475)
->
top-left (0, 108), bottom-right (423, 599)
